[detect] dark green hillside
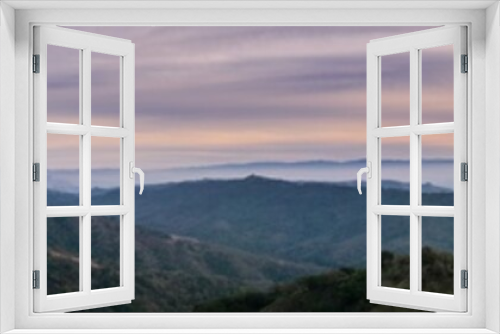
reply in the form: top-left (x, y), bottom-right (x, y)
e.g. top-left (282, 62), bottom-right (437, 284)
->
top-left (46, 178), bottom-right (455, 312)
top-left (47, 216), bottom-right (324, 312)
top-left (194, 247), bottom-right (452, 312)
top-left (90, 176), bottom-right (453, 268)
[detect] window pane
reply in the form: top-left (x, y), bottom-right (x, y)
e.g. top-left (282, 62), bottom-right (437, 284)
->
top-left (92, 52), bottom-right (121, 127)
top-left (421, 134), bottom-right (454, 206)
top-left (381, 136), bottom-right (410, 205)
top-left (381, 215), bottom-right (410, 290)
top-left (91, 216), bottom-right (121, 290)
top-left (47, 45), bottom-right (80, 124)
top-left (381, 52), bottom-right (410, 127)
top-left (47, 134), bottom-right (80, 206)
top-left (421, 217), bottom-right (454, 294)
top-left (92, 137), bottom-right (121, 205)
top-left (421, 45), bottom-right (454, 124)
top-left (47, 217), bottom-right (80, 295)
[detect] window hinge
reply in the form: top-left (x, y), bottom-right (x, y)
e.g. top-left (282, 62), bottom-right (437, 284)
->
top-left (33, 163), bottom-right (40, 182)
top-left (33, 54), bottom-right (40, 73)
top-left (461, 162), bottom-right (468, 182)
top-left (461, 54), bottom-right (468, 73)
top-left (461, 270), bottom-right (468, 289)
top-left (33, 270), bottom-right (40, 289)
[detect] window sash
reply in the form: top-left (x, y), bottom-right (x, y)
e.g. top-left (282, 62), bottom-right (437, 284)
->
top-left (32, 25), bottom-right (136, 313)
top-left (366, 26), bottom-right (468, 312)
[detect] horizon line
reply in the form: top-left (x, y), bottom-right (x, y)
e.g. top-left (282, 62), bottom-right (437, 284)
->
top-left (47, 158), bottom-right (454, 171)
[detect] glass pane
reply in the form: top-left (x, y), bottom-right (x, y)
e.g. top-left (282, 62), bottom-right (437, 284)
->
top-left (421, 217), bottom-right (454, 294)
top-left (47, 45), bottom-right (80, 124)
top-left (381, 215), bottom-right (410, 290)
top-left (421, 134), bottom-right (454, 206)
top-left (91, 216), bottom-right (121, 290)
top-left (92, 52), bottom-right (121, 127)
top-left (47, 217), bottom-right (80, 295)
top-left (381, 136), bottom-right (410, 205)
top-left (92, 137), bottom-right (121, 205)
top-left (381, 52), bottom-right (410, 127)
top-left (47, 134), bottom-right (80, 206)
top-left (421, 45), bottom-right (454, 124)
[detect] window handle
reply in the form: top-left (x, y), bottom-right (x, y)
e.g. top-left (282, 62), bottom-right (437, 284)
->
top-left (357, 162), bottom-right (371, 195)
top-left (129, 162), bottom-right (145, 195)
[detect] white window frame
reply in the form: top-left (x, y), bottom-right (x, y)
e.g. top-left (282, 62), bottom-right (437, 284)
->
top-left (33, 26), bottom-right (136, 313)
top-left (1, 2), bottom-right (499, 333)
top-left (366, 26), bottom-right (468, 312)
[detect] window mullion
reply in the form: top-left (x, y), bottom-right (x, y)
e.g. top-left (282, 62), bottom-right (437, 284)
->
top-left (78, 48), bottom-right (84, 293)
top-left (409, 47), bottom-right (420, 294)
top-left (82, 48), bottom-right (92, 294)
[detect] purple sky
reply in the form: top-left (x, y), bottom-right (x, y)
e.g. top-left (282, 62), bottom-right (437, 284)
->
top-left (47, 26), bottom-right (454, 169)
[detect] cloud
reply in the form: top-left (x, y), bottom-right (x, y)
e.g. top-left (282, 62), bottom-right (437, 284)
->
top-left (46, 26), bottom-right (453, 168)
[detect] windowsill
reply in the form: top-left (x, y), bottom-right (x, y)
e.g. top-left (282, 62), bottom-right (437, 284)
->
top-left (3, 329), bottom-right (497, 334)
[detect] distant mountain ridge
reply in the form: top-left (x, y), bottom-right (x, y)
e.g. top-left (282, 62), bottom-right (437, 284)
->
top-left (339, 179), bottom-right (452, 194)
top-left (161, 158), bottom-right (452, 171)
top-left (48, 158), bottom-right (454, 192)
top-left (47, 177), bottom-right (452, 208)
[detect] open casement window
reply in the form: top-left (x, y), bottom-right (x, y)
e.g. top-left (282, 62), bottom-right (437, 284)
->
top-left (364, 26), bottom-right (467, 312)
top-left (33, 26), bottom-right (142, 312)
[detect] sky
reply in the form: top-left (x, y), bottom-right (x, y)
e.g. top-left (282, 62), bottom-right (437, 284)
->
top-left (46, 26), bottom-right (454, 170)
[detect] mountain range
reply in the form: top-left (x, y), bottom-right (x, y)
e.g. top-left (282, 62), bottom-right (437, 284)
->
top-left (47, 159), bottom-right (454, 192)
top-left (48, 176), bottom-right (453, 271)
top-left (46, 176), bottom-right (454, 312)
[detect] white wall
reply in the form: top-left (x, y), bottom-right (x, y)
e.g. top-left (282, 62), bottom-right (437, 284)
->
top-left (485, 2), bottom-right (500, 333)
top-left (8, 6), bottom-right (492, 331)
top-left (0, 2), bottom-right (16, 333)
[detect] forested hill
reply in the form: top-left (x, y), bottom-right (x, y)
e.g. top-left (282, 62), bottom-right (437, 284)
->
top-left (48, 216), bottom-right (324, 312)
top-left (49, 176), bottom-right (453, 269)
top-left (194, 247), bottom-right (452, 312)
top-left (46, 177), bottom-right (453, 312)
top-left (79, 176), bottom-right (452, 268)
